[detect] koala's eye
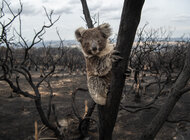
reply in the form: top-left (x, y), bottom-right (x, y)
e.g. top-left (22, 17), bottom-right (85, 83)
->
top-left (97, 40), bottom-right (101, 43)
top-left (84, 42), bottom-right (89, 47)
top-left (87, 50), bottom-right (92, 54)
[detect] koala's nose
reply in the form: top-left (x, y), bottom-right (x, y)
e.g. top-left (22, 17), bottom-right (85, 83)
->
top-left (92, 46), bottom-right (97, 51)
top-left (92, 42), bottom-right (97, 51)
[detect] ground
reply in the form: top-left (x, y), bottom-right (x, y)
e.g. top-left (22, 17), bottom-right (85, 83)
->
top-left (0, 71), bottom-right (190, 140)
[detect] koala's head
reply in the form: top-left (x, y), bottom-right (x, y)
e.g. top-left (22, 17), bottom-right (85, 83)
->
top-left (75, 23), bottom-right (112, 56)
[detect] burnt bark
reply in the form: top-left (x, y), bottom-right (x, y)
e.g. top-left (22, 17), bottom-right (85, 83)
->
top-left (140, 46), bottom-right (190, 140)
top-left (80, 0), bottom-right (94, 28)
top-left (97, 0), bottom-right (145, 139)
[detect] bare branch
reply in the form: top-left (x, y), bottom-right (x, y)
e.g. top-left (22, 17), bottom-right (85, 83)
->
top-left (2, 0), bottom-right (23, 28)
top-left (80, 0), bottom-right (93, 28)
top-left (37, 65), bottom-right (55, 88)
top-left (4, 77), bottom-right (37, 99)
top-left (71, 88), bottom-right (88, 121)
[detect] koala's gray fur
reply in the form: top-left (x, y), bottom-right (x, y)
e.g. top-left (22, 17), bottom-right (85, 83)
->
top-left (75, 23), bottom-right (121, 105)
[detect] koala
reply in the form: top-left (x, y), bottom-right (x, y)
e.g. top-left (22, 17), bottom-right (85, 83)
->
top-left (75, 23), bottom-right (121, 105)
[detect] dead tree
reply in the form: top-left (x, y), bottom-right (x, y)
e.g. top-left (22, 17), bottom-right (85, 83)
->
top-left (97, 1), bottom-right (145, 139)
top-left (0, 1), bottom-right (64, 138)
top-left (140, 46), bottom-right (190, 140)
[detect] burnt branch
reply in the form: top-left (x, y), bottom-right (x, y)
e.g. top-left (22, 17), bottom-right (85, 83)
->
top-left (37, 65), bottom-right (55, 88)
top-left (80, 0), bottom-right (93, 28)
top-left (1, 0), bottom-right (22, 28)
top-left (72, 88), bottom-right (88, 121)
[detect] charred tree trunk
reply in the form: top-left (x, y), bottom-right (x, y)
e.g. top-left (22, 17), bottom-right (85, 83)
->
top-left (140, 46), bottom-right (190, 140)
top-left (97, 0), bottom-right (145, 139)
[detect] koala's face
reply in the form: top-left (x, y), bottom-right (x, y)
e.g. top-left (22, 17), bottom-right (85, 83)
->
top-left (75, 23), bottom-right (112, 56)
top-left (80, 30), bottom-right (108, 55)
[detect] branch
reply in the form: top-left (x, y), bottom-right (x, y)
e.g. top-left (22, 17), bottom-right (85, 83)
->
top-left (0, 0), bottom-right (5, 18)
top-left (37, 65), bottom-right (55, 88)
top-left (2, 0), bottom-right (23, 28)
top-left (4, 77), bottom-right (37, 99)
top-left (29, 11), bottom-right (60, 49)
top-left (80, 0), bottom-right (93, 28)
top-left (71, 88), bottom-right (88, 121)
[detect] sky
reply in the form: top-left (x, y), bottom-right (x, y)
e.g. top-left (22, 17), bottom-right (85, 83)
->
top-left (1, 0), bottom-right (190, 41)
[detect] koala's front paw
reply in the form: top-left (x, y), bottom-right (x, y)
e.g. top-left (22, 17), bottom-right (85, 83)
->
top-left (111, 50), bottom-right (123, 62)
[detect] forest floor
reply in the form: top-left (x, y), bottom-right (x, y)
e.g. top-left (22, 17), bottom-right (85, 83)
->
top-left (0, 71), bottom-right (190, 140)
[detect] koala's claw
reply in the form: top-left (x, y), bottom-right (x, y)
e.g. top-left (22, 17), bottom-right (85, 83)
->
top-left (111, 50), bottom-right (123, 62)
top-left (111, 50), bottom-right (120, 55)
top-left (111, 56), bottom-right (123, 63)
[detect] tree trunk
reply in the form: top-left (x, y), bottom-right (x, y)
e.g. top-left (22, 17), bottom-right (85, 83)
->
top-left (140, 46), bottom-right (190, 140)
top-left (98, 0), bottom-right (145, 139)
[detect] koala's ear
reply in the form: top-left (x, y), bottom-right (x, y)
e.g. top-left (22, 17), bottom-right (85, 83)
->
top-left (75, 27), bottom-right (86, 42)
top-left (98, 23), bottom-right (112, 38)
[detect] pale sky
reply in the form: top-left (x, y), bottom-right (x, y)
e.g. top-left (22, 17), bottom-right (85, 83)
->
top-left (1, 0), bottom-right (190, 41)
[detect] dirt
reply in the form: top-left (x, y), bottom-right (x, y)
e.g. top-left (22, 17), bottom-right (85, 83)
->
top-left (0, 72), bottom-right (190, 140)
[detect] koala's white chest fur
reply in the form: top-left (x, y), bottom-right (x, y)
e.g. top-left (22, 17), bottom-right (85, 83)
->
top-left (84, 44), bottom-right (114, 105)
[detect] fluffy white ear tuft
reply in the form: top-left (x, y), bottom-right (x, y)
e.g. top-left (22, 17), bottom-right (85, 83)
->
top-left (75, 27), bottom-right (86, 42)
top-left (98, 23), bottom-right (112, 38)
